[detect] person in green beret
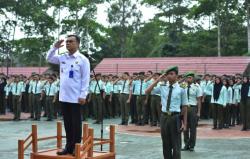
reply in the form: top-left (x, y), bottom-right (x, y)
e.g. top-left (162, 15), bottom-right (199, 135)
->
top-left (182, 72), bottom-right (202, 152)
top-left (146, 66), bottom-right (188, 159)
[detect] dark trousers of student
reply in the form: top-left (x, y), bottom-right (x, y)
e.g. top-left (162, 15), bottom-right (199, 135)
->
top-left (92, 94), bottom-right (103, 122)
top-left (46, 96), bottom-right (54, 120)
top-left (213, 103), bottom-right (224, 129)
top-left (144, 95), bottom-right (152, 124)
top-left (136, 95), bottom-right (146, 124)
top-left (130, 95), bottom-right (137, 123)
top-left (201, 95), bottom-right (211, 119)
top-left (61, 102), bottom-right (82, 153)
top-left (240, 98), bottom-right (250, 129)
top-left (0, 92), bottom-right (5, 114)
top-left (33, 94), bottom-right (41, 120)
top-left (184, 106), bottom-right (198, 149)
top-left (223, 104), bottom-right (231, 126)
top-left (120, 94), bottom-right (130, 124)
top-left (150, 95), bottom-right (161, 126)
top-left (12, 95), bottom-right (21, 119)
top-left (161, 113), bottom-right (181, 159)
top-left (23, 92), bottom-right (29, 113)
top-left (104, 95), bottom-right (112, 118)
top-left (113, 93), bottom-right (120, 117)
top-left (230, 104), bottom-right (237, 126)
top-left (29, 93), bottom-right (34, 117)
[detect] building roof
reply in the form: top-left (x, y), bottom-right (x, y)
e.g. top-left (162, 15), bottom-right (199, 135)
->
top-left (94, 56), bottom-right (250, 75)
top-left (0, 67), bottom-right (48, 76)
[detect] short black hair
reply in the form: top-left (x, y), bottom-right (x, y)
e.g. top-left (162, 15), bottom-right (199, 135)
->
top-left (67, 34), bottom-right (80, 44)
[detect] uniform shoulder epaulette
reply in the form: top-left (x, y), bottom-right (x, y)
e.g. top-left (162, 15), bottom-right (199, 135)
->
top-left (58, 52), bottom-right (66, 55)
top-left (180, 83), bottom-right (187, 89)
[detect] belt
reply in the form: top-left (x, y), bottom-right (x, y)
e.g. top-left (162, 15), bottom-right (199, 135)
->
top-left (34, 93), bottom-right (41, 96)
top-left (162, 112), bottom-right (180, 116)
top-left (189, 105), bottom-right (197, 107)
top-left (121, 93), bottom-right (129, 95)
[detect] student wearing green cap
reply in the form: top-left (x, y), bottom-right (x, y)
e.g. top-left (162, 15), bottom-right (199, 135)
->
top-left (182, 72), bottom-right (202, 151)
top-left (146, 66), bottom-right (188, 159)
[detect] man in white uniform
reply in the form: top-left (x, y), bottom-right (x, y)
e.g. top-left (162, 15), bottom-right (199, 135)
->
top-left (46, 35), bottom-right (90, 155)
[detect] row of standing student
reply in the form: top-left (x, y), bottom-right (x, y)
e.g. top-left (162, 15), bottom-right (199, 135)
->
top-left (0, 73), bottom-right (61, 121)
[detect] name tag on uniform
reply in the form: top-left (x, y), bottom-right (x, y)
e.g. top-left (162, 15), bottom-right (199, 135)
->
top-left (69, 70), bottom-right (74, 78)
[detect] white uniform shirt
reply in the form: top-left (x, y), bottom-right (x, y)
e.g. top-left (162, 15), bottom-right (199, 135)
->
top-left (46, 47), bottom-right (90, 103)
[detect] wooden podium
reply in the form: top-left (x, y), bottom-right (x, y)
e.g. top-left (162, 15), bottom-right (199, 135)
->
top-left (18, 122), bottom-right (116, 159)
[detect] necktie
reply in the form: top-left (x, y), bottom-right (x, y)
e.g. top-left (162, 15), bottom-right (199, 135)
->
top-left (94, 81), bottom-right (98, 93)
top-left (140, 80), bottom-right (143, 95)
top-left (35, 82), bottom-right (38, 94)
top-left (187, 85), bottom-right (191, 101)
top-left (166, 85), bottom-right (173, 112)
top-left (122, 80), bottom-right (126, 93)
top-left (48, 84), bottom-right (51, 96)
top-left (132, 84), bottom-right (135, 94)
top-left (15, 83), bottom-right (18, 94)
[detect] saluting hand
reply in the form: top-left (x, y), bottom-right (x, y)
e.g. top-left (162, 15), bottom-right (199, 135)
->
top-left (54, 40), bottom-right (64, 49)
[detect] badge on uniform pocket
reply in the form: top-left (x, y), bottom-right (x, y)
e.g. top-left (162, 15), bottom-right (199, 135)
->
top-left (69, 70), bottom-right (74, 78)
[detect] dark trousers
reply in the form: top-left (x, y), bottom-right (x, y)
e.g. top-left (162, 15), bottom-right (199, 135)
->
top-left (46, 96), bottom-right (54, 120)
top-left (8, 93), bottom-right (13, 112)
top-left (136, 95), bottom-right (146, 124)
top-left (104, 95), bottom-right (112, 118)
top-left (13, 95), bottom-right (21, 119)
top-left (130, 95), bottom-right (137, 123)
top-left (213, 103), bottom-right (224, 129)
top-left (23, 92), bottom-right (29, 113)
top-left (120, 94), bottom-right (130, 123)
top-left (0, 93), bottom-right (5, 114)
top-left (223, 104), bottom-right (230, 126)
top-left (240, 98), bottom-right (250, 129)
top-left (113, 93), bottom-right (120, 116)
top-left (33, 94), bottom-right (41, 120)
top-left (161, 113), bottom-right (181, 159)
top-left (230, 104), bottom-right (237, 126)
top-left (201, 95), bottom-right (211, 119)
top-left (61, 102), bottom-right (82, 152)
top-left (29, 93), bottom-right (34, 117)
top-left (184, 106), bottom-right (198, 148)
top-left (92, 94), bottom-right (103, 122)
top-left (150, 95), bottom-right (161, 125)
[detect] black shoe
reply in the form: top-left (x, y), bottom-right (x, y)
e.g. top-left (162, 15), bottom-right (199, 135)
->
top-left (119, 122), bottom-right (125, 125)
top-left (241, 128), bottom-right (247, 131)
top-left (181, 146), bottom-right (190, 151)
top-left (57, 149), bottom-right (69, 155)
top-left (189, 147), bottom-right (194, 151)
top-left (47, 119), bottom-right (53, 121)
top-left (124, 122), bottom-right (128, 126)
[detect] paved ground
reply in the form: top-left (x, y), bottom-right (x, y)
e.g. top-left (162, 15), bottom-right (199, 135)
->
top-left (0, 117), bottom-right (250, 159)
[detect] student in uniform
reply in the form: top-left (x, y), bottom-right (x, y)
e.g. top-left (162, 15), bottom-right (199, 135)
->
top-left (130, 73), bottom-right (138, 124)
top-left (43, 76), bottom-right (57, 121)
top-left (7, 75), bottom-right (25, 120)
top-left (132, 72), bottom-right (148, 126)
top-left (228, 78), bottom-right (235, 127)
top-left (103, 74), bottom-right (114, 118)
top-left (223, 78), bottom-right (232, 128)
top-left (91, 73), bottom-right (104, 124)
top-left (233, 77), bottom-right (242, 125)
top-left (112, 75), bottom-right (121, 117)
top-left (182, 72), bottom-right (202, 152)
top-left (116, 72), bottom-right (131, 125)
top-left (146, 66), bottom-right (188, 159)
top-left (32, 74), bottom-right (44, 121)
top-left (146, 73), bottom-right (161, 127)
top-left (240, 76), bottom-right (250, 131)
top-left (211, 76), bottom-right (228, 129)
top-left (201, 74), bottom-right (213, 119)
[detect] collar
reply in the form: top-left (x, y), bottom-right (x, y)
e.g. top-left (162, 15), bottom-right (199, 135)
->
top-left (169, 82), bottom-right (178, 88)
top-left (66, 50), bottom-right (80, 58)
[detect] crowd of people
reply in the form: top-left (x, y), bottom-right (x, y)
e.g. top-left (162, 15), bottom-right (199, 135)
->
top-left (0, 70), bottom-right (249, 131)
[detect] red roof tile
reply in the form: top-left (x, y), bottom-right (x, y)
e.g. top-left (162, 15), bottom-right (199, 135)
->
top-left (94, 57), bottom-right (250, 75)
